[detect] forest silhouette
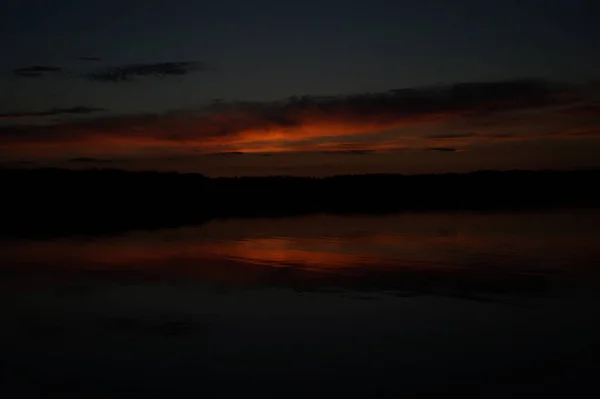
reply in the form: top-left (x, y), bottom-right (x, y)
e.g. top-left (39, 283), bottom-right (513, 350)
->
top-left (2, 168), bottom-right (599, 238)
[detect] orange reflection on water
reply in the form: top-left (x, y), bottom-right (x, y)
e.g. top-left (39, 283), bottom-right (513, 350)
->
top-left (2, 211), bottom-right (600, 290)
top-left (199, 237), bottom-right (381, 270)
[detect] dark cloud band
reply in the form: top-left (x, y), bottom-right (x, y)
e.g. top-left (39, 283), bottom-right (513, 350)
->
top-left (85, 61), bottom-right (211, 82)
top-left (0, 107), bottom-right (105, 120)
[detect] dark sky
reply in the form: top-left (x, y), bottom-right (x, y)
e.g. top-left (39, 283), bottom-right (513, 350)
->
top-left (2, 0), bottom-right (600, 175)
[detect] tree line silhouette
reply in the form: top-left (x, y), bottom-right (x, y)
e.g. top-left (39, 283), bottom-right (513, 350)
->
top-left (1, 168), bottom-right (599, 238)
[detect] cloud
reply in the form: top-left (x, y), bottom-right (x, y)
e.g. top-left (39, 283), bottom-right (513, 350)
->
top-left (10, 60), bottom-right (209, 82)
top-left (209, 151), bottom-right (246, 156)
top-left (85, 61), bottom-right (211, 82)
top-left (67, 157), bottom-right (114, 163)
top-left (0, 106), bottom-right (105, 120)
top-left (13, 65), bottom-right (64, 78)
top-left (0, 78), bottom-right (596, 157)
top-left (426, 133), bottom-right (475, 139)
top-left (330, 150), bottom-right (376, 155)
top-left (425, 147), bottom-right (458, 152)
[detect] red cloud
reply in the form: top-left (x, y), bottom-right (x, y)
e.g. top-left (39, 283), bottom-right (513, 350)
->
top-left (1, 79), bottom-right (597, 158)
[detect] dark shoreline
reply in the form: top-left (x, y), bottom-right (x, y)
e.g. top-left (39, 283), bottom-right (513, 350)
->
top-left (2, 168), bottom-right (599, 239)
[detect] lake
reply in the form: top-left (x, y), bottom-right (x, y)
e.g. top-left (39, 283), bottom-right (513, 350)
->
top-left (2, 210), bottom-right (600, 397)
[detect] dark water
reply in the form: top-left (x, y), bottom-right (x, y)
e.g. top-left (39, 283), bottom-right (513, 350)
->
top-left (2, 210), bottom-right (600, 397)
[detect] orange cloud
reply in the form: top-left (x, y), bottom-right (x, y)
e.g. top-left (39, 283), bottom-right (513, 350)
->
top-left (1, 78), bottom-right (597, 159)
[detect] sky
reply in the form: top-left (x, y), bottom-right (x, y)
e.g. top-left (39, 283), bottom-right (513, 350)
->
top-left (2, 0), bottom-right (600, 176)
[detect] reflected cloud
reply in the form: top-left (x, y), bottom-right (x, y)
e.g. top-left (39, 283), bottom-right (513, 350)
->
top-left (2, 211), bottom-right (599, 302)
top-left (199, 237), bottom-right (382, 270)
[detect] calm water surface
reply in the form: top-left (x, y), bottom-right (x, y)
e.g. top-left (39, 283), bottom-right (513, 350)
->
top-left (1, 210), bottom-right (600, 397)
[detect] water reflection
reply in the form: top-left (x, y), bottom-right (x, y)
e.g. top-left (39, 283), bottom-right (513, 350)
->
top-left (2, 210), bottom-right (600, 396)
top-left (2, 210), bottom-right (599, 301)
